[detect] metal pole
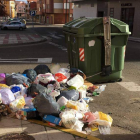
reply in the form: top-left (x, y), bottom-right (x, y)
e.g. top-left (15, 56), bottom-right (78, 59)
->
top-left (69, 2), bottom-right (70, 22)
top-left (66, 0), bottom-right (67, 23)
top-left (32, 15), bottom-right (34, 28)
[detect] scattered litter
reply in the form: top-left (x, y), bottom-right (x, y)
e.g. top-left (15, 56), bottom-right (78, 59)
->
top-left (0, 64), bottom-right (111, 135)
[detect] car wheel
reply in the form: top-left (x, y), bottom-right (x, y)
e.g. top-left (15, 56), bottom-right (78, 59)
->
top-left (4, 27), bottom-right (7, 30)
top-left (19, 27), bottom-right (23, 31)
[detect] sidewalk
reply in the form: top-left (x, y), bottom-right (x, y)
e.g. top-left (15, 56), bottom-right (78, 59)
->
top-left (0, 117), bottom-right (85, 140)
top-left (128, 36), bottom-right (140, 42)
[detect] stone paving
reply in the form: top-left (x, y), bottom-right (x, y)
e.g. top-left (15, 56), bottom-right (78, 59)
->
top-left (0, 117), bottom-right (87, 140)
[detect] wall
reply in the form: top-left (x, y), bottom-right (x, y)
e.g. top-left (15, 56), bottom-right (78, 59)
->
top-left (73, 0), bottom-right (97, 19)
top-left (108, 0), bottom-right (140, 37)
top-left (4, 1), bottom-right (11, 16)
top-left (10, 1), bottom-right (16, 18)
top-left (97, 1), bottom-right (109, 16)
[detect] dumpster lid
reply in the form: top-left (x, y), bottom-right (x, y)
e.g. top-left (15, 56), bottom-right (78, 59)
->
top-left (63, 17), bottom-right (130, 35)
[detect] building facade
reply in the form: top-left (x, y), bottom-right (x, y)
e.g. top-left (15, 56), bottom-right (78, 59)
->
top-left (15, 1), bottom-right (26, 18)
top-left (36, 0), bottom-right (73, 24)
top-left (0, 0), bottom-right (6, 16)
top-left (72, 0), bottom-right (97, 19)
top-left (71, 0), bottom-right (140, 38)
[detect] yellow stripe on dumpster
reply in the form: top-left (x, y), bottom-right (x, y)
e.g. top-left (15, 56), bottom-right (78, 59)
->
top-left (28, 119), bottom-right (100, 140)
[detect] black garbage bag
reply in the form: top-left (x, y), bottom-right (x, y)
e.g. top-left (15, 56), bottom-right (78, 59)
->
top-left (56, 89), bottom-right (79, 101)
top-left (33, 93), bottom-right (60, 116)
top-left (27, 83), bottom-right (48, 97)
top-left (6, 73), bottom-right (31, 86)
top-left (22, 69), bottom-right (37, 82)
top-left (34, 64), bottom-right (51, 75)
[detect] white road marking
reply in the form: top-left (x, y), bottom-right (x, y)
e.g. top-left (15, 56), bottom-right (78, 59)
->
top-left (0, 58), bottom-right (52, 63)
top-left (38, 58), bottom-right (52, 63)
top-left (48, 42), bottom-right (67, 52)
top-left (118, 82), bottom-right (140, 91)
top-left (49, 35), bottom-right (61, 39)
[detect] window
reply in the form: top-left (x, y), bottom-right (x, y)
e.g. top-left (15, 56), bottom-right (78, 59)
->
top-left (74, 4), bottom-right (80, 8)
top-left (43, 4), bottom-right (45, 9)
top-left (9, 22), bottom-right (15, 25)
top-left (110, 8), bottom-right (114, 18)
top-left (15, 22), bottom-right (21, 24)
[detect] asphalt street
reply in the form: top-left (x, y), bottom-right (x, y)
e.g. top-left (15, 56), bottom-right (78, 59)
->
top-left (0, 24), bottom-right (68, 63)
top-left (0, 24), bottom-right (140, 139)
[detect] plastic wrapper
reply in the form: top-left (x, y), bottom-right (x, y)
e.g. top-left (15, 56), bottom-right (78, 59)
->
top-left (10, 96), bottom-right (25, 112)
top-left (0, 88), bottom-right (15, 105)
top-left (89, 111), bottom-right (113, 127)
top-left (98, 125), bottom-right (111, 134)
top-left (94, 85), bottom-right (106, 93)
top-left (0, 73), bottom-right (6, 84)
top-left (67, 75), bottom-right (84, 89)
top-left (66, 99), bottom-right (89, 112)
top-left (55, 68), bottom-right (70, 83)
top-left (56, 89), bottom-right (79, 101)
top-left (0, 84), bottom-right (10, 89)
top-left (34, 73), bottom-right (56, 86)
top-left (83, 112), bottom-right (97, 123)
top-left (24, 97), bottom-right (34, 108)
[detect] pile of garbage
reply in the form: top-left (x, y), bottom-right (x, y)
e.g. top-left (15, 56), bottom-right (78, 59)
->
top-left (0, 64), bottom-right (113, 135)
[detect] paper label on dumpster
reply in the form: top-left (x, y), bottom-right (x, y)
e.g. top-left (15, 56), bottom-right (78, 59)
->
top-left (88, 40), bottom-right (95, 47)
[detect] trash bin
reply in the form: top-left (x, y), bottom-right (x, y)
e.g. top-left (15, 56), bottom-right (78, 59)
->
top-left (63, 17), bottom-right (130, 83)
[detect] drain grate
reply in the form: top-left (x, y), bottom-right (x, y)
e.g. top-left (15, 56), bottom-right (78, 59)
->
top-left (0, 132), bottom-right (35, 140)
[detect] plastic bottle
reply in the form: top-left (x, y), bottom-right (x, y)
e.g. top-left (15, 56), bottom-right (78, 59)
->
top-left (66, 101), bottom-right (78, 110)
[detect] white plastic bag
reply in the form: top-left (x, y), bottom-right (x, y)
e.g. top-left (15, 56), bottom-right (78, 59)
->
top-left (10, 84), bottom-right (27, 98)
top-left (0, 88), bottom-right (15, 104)
top-left (60, 110), bottom-right (84, 132)
top-left (35, 73), bottom-right (55, 85)
top-left (55, 68), bottom-right (70, 83)
top-left (67, 75), bottom-right (84, 89)
top-left (57, 96), bottom-right (68, 107)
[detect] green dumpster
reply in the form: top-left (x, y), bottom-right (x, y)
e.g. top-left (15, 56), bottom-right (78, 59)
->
top-left (63, 17), bottom-right (130, 83)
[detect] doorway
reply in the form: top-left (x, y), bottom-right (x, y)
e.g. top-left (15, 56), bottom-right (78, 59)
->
top-left (98, 11), bottom-right (104, 17)
top-left (121, 8), bottom-right (135, 34)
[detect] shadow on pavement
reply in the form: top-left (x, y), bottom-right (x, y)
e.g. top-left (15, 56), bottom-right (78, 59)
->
top-left (97, 133), bottom-right (140, 140)
top-left (125, 41), bottom-right (140, 62)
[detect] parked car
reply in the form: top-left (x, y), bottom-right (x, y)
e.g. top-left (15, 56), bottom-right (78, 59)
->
top-left (1, 21), bottom-right (26, 31)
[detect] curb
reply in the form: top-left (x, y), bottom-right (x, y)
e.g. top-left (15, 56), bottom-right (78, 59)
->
top-left (0, 38), bottom-right (47, 48)
top-left (128, 39), bottom-right (140, 43)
